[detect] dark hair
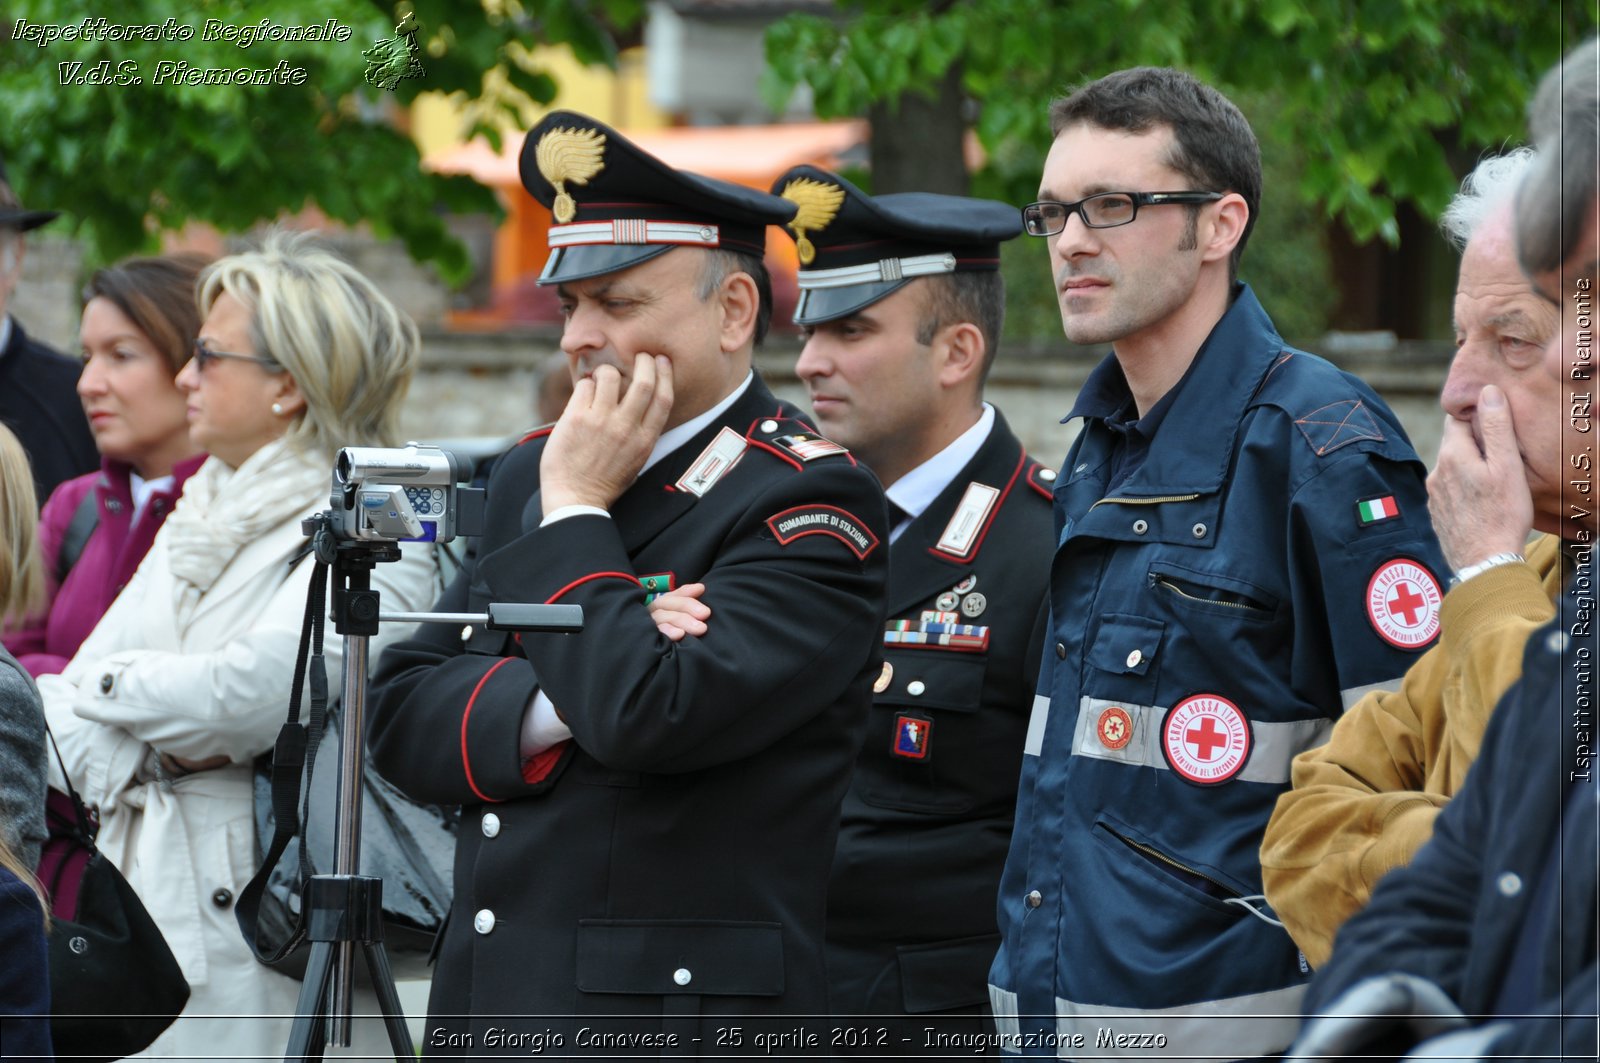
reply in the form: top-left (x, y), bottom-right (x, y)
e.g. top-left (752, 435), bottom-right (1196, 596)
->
top-left (84, 253), bottom-right (212, 375)
top-left (696, 249), bottom-right (774, 347)
top-left (1517, 37), bottom-right (1599, 275)
top-left (914, 271), bottom-right (1006, 380)
top-left (1049, 67), bottom-right (1261, 279)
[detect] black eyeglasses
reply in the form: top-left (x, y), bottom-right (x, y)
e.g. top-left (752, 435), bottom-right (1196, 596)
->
top-left (1021, 191), bottom-right (1224, 236)
top-left (192, 338), bottom-right (283, 373)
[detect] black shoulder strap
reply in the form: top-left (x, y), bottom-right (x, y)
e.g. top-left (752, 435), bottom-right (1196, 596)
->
top-left (56, 489), bottom-right (100, 585)
top-left (235, 557), bottom-right (327, 967)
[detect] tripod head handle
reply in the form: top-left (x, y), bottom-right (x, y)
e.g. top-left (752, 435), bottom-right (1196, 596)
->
top-left (379, 603), bottom-right (584, 633)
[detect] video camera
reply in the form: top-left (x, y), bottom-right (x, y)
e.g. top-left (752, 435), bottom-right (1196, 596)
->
top-left (330, 443), bottom-right (486, 543)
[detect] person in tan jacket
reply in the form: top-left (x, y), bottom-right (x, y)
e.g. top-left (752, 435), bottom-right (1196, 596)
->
top-left (1261, 149), bottom-right (1571, 969)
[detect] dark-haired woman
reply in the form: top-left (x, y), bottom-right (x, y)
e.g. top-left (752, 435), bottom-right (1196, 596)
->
top-left (4, 254), bottom-right (210, 676)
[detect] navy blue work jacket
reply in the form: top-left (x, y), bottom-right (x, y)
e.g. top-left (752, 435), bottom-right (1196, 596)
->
top-left (989, 286), bottom-right (1448, 1059)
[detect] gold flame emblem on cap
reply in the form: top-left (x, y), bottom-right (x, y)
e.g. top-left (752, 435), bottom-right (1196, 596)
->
top-left (780, 177), bottom-right (845, 265)
top-left (535, 126), bottom-right (607, 224)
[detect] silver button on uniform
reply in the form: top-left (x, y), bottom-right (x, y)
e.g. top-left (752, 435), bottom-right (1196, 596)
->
top-left (673, 968), bottom-right (692, 986)
top-left (1125, 649), bottom-right (1143, 669)
top-left (474, 909), bottom-right (496, 934)
top-left (1132, 519), bottom-right (1149, 535)
top-left (1056, 643), bottom-right (1067, 659)
top-left (461, 625), bottom-right (473, 642)
top-left (760, 419), bottom-right (779, 433)
top-left (1497, 872), bottom-right (1522, 897)
top-left (1025, 890), bottom-right (1042, 909)
top-left (481, 812), bottom-right (501, 838)
top-left (907, 680), bottom-right (926, 697)
top-left (1192, 522), bottom-right (1208, 539)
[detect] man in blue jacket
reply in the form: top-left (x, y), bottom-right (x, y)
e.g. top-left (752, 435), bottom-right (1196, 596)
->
top-left (987, 67), bottom-right (1447, 1058)
top-left (1287, 37), bottom-right (1598, 1063)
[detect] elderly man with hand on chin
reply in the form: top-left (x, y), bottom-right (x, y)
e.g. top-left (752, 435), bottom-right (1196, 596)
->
top-left (1286, 37), bottom-right (1599, 1063)
top-left (1262, 148), bottom-right (1568, 969)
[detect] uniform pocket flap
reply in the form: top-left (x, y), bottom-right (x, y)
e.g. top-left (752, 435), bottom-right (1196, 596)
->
top-left (1088, 613), bottom-right (1165, 675)
top-left (874, 648), bottom-right (986, 712)
top-left (896, 933), bottom-right (1000, 1013)
top-left (576, 920), bottom-right (785, 996)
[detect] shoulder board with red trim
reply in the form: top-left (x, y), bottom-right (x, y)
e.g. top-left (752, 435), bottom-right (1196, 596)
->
top-left (745, 415), bottom-right (857, 469)
top-left (1027, 461), bottom-right (1057, 500)
top-left (516, 423), bottom-right (556, 446)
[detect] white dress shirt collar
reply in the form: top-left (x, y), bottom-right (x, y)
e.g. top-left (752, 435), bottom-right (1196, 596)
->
top-left (642, 371), bottom-right (755, 474)
top-left (883, 403), bottom-right (995, 543)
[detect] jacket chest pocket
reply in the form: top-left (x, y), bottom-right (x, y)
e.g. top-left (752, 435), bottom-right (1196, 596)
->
top-left (861, 649), bottom-right (995, 815)
top-left (1084, 613), bottom-right (1166, 704)
top-left (1148, 560), bottom-right (1279, 621)
top-left (576, 919), bottom-right (785, 997)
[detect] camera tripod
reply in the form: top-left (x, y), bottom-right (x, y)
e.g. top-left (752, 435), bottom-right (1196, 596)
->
top-left (281, 513), bottom-right (581, 1062)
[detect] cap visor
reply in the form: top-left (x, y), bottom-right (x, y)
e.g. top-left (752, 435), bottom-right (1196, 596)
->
top-left (537, 243), bottom-right (674, 285)
top-left (0, 209), bottom-right (59, 232)
top-left (792, 278), bottom-right (912, 326)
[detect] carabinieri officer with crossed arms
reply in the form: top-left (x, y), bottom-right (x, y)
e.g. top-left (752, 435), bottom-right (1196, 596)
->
top-left (369, 112), bottom-right (889, 1058)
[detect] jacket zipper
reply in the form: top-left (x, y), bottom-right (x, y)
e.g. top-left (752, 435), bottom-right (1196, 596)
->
top-left (1152, 576), bottom-right (1264, 612)
top-left (1088, 493), bottom-right (1201, 511)
top-left (1104, 824), bottom-right (1243, 898)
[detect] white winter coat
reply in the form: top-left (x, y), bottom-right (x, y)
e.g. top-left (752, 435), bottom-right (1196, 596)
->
top-left (40, 468), bottom-right (439, 1060)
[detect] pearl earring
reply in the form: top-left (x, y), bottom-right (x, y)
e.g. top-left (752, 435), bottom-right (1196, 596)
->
top-left (271, 402), bottom-right (285, 415)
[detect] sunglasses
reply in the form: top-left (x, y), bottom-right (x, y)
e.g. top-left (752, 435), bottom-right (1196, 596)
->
top-left (192, 338), bottom-right (283, 373)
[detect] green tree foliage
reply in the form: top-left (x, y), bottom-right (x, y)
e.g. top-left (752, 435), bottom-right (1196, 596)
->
top-left (0, 0), bottom-right (642, 282)
top-left (765, 0), bottom-right (1596, 247)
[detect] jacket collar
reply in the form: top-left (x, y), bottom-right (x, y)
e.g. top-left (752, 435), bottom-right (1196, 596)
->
top-left (598, 373), bottom-right (792, 554)
top-left (1068, 283), bottom-right (1284, 496)
top-left (887, 409), bottom-right (1026, 615)
top-left (95, 452), bottom-right (209, 505)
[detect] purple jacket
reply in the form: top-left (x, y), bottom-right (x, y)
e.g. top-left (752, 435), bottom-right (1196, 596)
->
top-left (3, 454), bottom-right (205, 676)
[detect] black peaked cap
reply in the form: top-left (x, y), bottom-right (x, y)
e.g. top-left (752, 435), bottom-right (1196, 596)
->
top-left (770, 165), bottom-right (1021, 325)
top-left (520, 111), bottom-right (796, 285)
top-left (0, 153), bottom-right (59, 232)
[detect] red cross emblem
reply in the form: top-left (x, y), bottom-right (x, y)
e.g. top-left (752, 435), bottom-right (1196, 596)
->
top-left (1097, 706), bottom-right (1133, 750)
top-left (1162, 694), bottom-right (1252, 785)
top-left (1366, 560), bottom-right (1442, 649)
top-left (1186, 717), bottom-right (1228, 759)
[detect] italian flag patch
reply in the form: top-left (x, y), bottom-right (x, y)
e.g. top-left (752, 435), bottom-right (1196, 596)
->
top-left (1357, 496), bottom-right (1400, 525)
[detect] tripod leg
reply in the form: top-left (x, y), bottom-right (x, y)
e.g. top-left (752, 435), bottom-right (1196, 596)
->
top-left (285, 940), bottom-right (336, 1062)
top-left (362, 940), bottom-right (416, 1062)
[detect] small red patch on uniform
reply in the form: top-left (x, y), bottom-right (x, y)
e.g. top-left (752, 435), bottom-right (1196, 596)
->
top-left (892, 715), bottom-right (931, 759)
top-left (1365, 559), bottom-right (1442, 649)
top-left (766, 504), bottom-right (879, 559)
top-left (1097, 706), bottom-right (1133, 750)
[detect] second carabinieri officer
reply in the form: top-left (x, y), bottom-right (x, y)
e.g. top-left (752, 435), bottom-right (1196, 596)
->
top-left (368, 112), bottom-right (889, 1057)
top-left (771, 167), bottom-right (1054, 1051)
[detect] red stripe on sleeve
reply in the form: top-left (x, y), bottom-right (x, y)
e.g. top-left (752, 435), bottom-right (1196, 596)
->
top-left (461, 657), bottom-right (515, 803)
top-left (545, 571), bottom-right (638, 604)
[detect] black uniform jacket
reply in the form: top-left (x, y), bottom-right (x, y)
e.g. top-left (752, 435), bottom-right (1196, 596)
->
top-left (827, 411), bottom-right (1053, 1011)
top-left (0, 320), bottom-right (98, 503)
top-left (369, 375), bottom-right (889, 1056)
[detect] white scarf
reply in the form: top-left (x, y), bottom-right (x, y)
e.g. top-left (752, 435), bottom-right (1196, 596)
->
top-left (164, 439), bottom-right (329, 627)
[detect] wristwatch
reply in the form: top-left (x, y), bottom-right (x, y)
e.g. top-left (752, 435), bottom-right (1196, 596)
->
top-left (1451, 551), bottom-right (1525, 586)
